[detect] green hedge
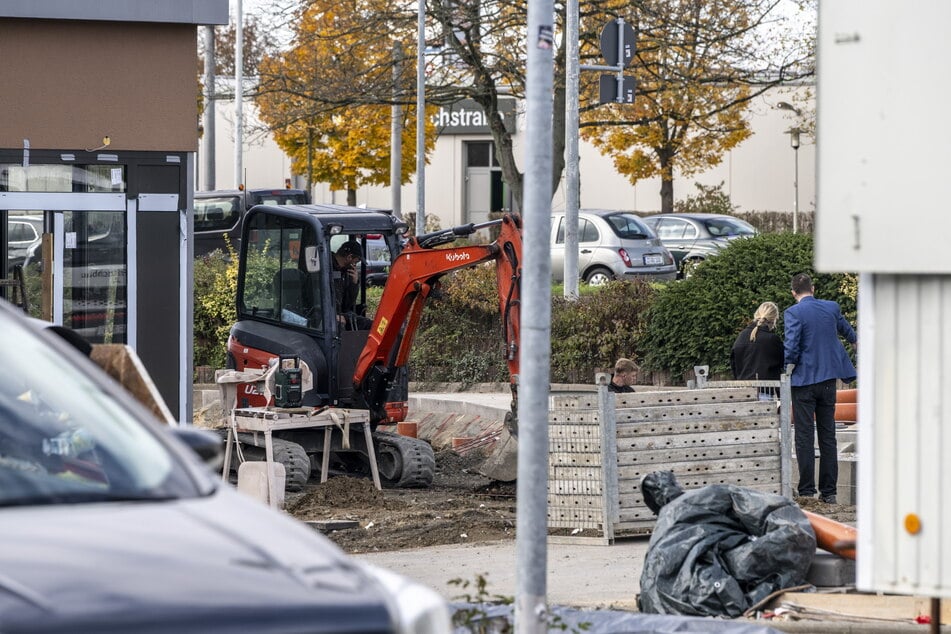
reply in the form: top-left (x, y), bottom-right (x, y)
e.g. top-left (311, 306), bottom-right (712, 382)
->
top-left (641, 232), bottom-right (856, 381)
top-left (191, 232), bottom-right (857, 387)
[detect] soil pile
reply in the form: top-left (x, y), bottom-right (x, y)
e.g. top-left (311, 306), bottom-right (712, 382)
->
top-left (288, 450), bottom-right (517, 553)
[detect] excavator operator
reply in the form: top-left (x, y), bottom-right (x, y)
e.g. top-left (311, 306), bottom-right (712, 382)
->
top-left (332, 241), bottom-right (372, 330)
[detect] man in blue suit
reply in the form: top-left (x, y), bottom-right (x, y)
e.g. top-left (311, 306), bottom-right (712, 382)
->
top-left (784, 273), bottom-right (857, 504)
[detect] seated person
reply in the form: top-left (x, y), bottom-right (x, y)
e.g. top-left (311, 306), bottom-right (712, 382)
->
top-left (333, 241), bottom-right (372, 330)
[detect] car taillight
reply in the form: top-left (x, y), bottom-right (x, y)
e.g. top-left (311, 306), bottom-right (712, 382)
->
top-left (618, 248), bottom-right (633, 267)
top-left (366, 234), bottom-right (382, 240)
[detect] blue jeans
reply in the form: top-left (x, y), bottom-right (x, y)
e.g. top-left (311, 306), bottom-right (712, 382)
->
top-left (792, 379), bottom-right (838, 498)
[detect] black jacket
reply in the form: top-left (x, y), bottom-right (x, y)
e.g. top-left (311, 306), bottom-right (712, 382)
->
top-left (730, 322), bottom-right (783, 380)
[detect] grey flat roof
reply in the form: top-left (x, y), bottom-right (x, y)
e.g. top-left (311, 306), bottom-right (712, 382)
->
top-left (0, 0), bottom-right (228, 25)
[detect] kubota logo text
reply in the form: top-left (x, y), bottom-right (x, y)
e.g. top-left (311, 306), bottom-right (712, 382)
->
top-left (445, 252), bottom-right (471, 262)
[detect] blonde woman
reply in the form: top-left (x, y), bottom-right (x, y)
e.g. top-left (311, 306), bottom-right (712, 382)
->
top-left (730, 301), bottom-right (783, 380)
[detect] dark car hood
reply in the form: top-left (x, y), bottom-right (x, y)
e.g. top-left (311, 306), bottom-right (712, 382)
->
top-left (0, 487), bottom-right (393, 633)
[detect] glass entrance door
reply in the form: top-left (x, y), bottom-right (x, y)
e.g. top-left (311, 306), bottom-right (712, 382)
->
top-left (60, 210), bottom-right (127, 343)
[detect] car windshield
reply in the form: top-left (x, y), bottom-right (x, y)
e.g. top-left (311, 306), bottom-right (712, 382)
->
top-left (0, 317), bottom-right (195, 507)
top-left (605, 213), bottom-right (651, 239)
top-left (703, 217), bottom-right (757, 237)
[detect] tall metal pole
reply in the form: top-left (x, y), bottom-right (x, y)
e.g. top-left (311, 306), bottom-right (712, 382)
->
top-left (563, 0), bottom-right (580, 300)
top-left (391, 42), bottom-right (404, 219)
top-left (234, 0), bottom-right (243, 189)
top-left (793, 146), bottom-right (799, 234)
top-left (202, 26), bottom-right (216, 191)
top-left (515, 0), bottom-right (554, 630)
top-left (415, 0), bottom-right (426, 236)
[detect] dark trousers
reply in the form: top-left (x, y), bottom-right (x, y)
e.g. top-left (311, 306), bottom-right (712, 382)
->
top-left (792, 379), bottom-right (838, 498)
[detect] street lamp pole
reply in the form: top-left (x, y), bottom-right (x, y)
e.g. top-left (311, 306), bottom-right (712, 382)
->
top-left (776, 102), bottom-right (802, 234)
top-left (790, 128), bottom-right (800, 234)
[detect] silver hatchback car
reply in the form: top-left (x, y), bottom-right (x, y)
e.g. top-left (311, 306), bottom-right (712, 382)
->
top-left (551, 210), bottom-right (677, 285)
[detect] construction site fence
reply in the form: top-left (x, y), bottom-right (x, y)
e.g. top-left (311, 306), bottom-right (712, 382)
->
top-left (546, 371), bottom-right (792, 543)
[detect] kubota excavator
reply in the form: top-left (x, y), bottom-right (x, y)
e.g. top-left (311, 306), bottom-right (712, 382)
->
top-left (225, 203), bottom-right (521, 489)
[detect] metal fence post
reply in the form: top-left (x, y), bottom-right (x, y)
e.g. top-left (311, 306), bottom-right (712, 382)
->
top-left (595, 373), bottom-right (618, 540)
top-left (780, 373), bottom-right (793, 499)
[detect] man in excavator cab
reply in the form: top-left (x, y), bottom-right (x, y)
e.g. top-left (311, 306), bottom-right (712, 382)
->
top-left (332, 240), bottom-right (371, 330)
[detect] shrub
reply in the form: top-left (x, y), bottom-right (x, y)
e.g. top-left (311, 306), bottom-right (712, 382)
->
top-left (550, 279), bottom-right (657, 383)
top-left (193, 247), bottom-right (237, 371)
top-left (641, 232), bottom-right (856, 381)
top-left (407, 265), bottom-right (510, 383)
top-left (406, 264), bottom-right (660, 386)
top-left (675, 181), bottom-right (737, 216)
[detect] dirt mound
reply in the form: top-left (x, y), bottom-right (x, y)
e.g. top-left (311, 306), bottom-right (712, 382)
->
top-left (283, 451), bottom-right (854, 555)
top-left (289, 476), bottom-right (405, 514)
top-left (286, 451), bottom-right (517, 553)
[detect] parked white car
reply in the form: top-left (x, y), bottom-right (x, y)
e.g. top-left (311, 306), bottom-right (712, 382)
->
top-left (0, 300), bottom-right (449, 634)
top-left (551, 210), bottom-right (678, 285)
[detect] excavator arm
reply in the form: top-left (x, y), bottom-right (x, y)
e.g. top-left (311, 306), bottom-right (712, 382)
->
top-left (353, 213), bottom-right (522, 425)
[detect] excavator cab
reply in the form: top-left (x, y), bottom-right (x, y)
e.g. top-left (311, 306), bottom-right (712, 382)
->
top-left (230, 204), bottom-right (406, 412)
top-left (225, 204), bottom-right (426, 488)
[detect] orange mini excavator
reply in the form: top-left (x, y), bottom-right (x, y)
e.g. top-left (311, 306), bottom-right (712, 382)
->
top-left (225, 204), bottom-right (521, 490)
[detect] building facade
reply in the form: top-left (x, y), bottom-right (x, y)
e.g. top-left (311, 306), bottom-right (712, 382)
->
top-left (0, 2), bottom-right (228, 421)
top-left (205, 86), bottom-right (815, 230)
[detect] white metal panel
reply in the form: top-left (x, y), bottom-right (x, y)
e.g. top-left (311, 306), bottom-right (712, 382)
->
top-left (858, 274), bottom-right (951, 595)
top-left (0, 192), bottom-right (126, 211)
top-left (138, 193), bottom-right (179, 212)
top-left (815, 2), bottom-right (951, 272)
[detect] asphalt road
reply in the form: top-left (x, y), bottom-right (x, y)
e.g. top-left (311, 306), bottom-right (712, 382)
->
top-left (355, 536), bottom-right (648, 610)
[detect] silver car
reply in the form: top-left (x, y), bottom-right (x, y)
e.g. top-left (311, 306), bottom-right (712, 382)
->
top-left (642, 212), bottom-right (758, 277)
top-left (0, 300), bottom-right (449, 633)
top-left (551, 210), bottom-right (677, 285)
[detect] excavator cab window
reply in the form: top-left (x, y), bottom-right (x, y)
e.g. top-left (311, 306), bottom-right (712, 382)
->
top-left (240, 214), bottom-right (322, 330)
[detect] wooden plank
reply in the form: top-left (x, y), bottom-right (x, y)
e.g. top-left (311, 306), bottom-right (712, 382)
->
top-left (550, 479), bottom-right (604, 496)
top-left (615, 388), bottom-right (759, 407)
top-left (618, 473), bottom-right (782, 507)
top-left (769, 592), bottom-right (951, 625)
top-left (617, 441), bottom-right (780, 467)
top-left (615, 401), bottom-right (777, 424)
top-left (549, 424), bottom-right (602, 440)
top-left (548, 508), bottom-right (605, 526)
top-left (550, 410), bottom-right (600, 423)
top-left (550, 394), bottom-right (600, 410)
top-left (550, 438), bottom-right (602, 454)
top-left (616, 427), bottom-right (779, 452)
top-left (547, 493), bottom-right (603, 509)
top-left (616, 410), bottom-right (776, 435)
top-left (550, 466), bottom-right (602, 480)
top-left (547, 535), bottom-right (613, 546)
top-left (615, 517), bottom-right (657, 533)
top-left (616, 416), bottom-right (776, 441)
top-left (617, 455), bottom-right (782, 481)
top-left (549, 451), bottom-right (601, 467)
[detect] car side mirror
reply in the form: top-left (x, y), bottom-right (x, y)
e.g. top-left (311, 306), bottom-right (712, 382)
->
top-left (172, 427), bottom-right (224, 472)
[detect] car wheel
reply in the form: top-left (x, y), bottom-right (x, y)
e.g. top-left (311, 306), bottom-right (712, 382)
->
top-left (584, 267), bottom-right (614, 286)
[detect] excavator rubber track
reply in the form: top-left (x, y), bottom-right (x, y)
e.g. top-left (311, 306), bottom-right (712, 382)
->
top-left (372, 431), bottom-right (435, 488)
top-left (230, 433), bottom-right (311, 492)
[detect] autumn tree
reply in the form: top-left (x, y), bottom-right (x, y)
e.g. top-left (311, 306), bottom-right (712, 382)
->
top-left (253, 0), bottom-right (813, 213)
top-left (255, 0), bottom-right (437, 204)
top-left (580, 0), bottom-right (815, 213)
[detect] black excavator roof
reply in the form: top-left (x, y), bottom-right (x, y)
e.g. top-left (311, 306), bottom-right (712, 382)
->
top-left (248, 203), bottom-right (406, 234)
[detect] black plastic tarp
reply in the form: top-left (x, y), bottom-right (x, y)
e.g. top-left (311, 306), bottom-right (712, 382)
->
top-left (637, 471), bottom-right (816, 618)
